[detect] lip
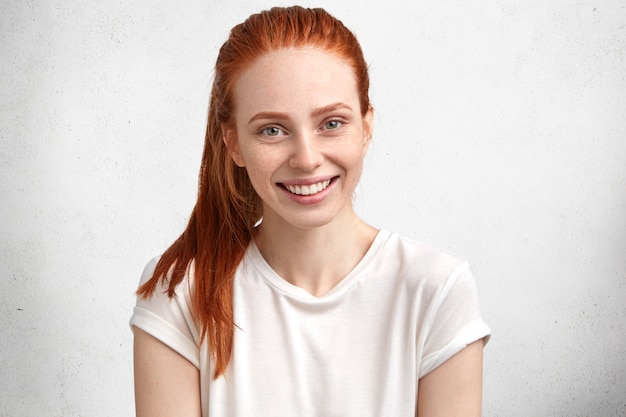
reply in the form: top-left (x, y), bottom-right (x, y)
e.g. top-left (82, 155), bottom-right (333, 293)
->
top-left (279, 176), bottom-right (336, 187)
top-left (277, 176), bottom-right (338, 205)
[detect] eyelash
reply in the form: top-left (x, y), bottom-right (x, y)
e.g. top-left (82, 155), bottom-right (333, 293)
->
top-left (256, 118), bottom-right (347, 137)
top-left (259, 126), bottom-right (285, 137)
top-left (322, 118), bottom-right (344, 131)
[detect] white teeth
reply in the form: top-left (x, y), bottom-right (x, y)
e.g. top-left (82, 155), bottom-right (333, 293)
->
top-left (286, 180), bottom-right (331, 196)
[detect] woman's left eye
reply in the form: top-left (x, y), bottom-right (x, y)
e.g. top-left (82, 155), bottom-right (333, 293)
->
top-left (323, 119), bottom-right (343, 130)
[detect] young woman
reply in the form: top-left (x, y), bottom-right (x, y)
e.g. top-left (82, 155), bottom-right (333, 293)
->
top-left (131, 6), bottom-right (490, 416)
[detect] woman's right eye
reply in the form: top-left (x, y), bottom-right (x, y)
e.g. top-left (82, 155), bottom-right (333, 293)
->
top-left (260, 126), bottom-right (283, 136)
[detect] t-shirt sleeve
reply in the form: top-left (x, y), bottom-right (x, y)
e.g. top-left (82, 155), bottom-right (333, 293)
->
top-left (418, 261), bottom-right (491, 378)
top-left (129, 257), bottom-right (201, 369)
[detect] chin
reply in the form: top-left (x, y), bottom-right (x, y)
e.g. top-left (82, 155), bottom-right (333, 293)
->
top-left (262, 208), bottom-right (340, 232)
top-left (286, 214), bottom-right (338, 231)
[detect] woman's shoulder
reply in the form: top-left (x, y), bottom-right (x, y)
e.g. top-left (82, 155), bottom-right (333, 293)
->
top-left (137, 255), bottom-right (195, 299)
top-left (132, 255), bottom-right (201, 366)
top-left (138, 256), bottom-right (161, 286)
top-left (375, 230), bottom-right (470, 287)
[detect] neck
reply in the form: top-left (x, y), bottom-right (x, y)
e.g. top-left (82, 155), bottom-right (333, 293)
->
top-left (254, 209), bottom-right (377, 297)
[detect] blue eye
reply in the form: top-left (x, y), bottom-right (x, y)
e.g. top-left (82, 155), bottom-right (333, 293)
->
top-left (324, 120), bottom-right (342, 130)
top-left (261, 126), bottom-right (283, 136)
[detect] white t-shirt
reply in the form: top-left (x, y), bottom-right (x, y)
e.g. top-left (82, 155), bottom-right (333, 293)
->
top-left (130, 230), bottom-right (490, 416)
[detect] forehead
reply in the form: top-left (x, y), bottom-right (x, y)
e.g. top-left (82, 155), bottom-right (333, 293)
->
top-left (232, 48), bottom-right (359, 117)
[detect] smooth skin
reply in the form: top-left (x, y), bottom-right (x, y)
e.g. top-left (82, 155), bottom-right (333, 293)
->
top-left (133, 328), bottom-right (201, 417)
top-left (133, 48), bottom-right (485, 416)
top-left (417, 339), bottom-right (485, 417)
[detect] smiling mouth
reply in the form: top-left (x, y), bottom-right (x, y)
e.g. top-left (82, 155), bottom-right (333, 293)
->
top-left (283, 179), bottom-right (333, 196)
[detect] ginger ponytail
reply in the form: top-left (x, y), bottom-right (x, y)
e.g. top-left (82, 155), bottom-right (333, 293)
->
top-left (137, 84), bottom-right (261, 377)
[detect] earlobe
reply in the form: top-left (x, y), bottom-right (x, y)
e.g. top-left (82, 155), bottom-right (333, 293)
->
top-left (223, 128), bottom-right (246, 167)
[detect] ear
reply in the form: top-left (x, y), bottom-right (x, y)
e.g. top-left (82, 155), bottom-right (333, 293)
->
top-left (223, 127), bottom-right (246, 167)
top-left (362, 106), bottom-right (374, 154)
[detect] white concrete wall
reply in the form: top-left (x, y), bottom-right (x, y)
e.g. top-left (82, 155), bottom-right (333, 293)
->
top-left (1, 1), bottom-right (624, 415)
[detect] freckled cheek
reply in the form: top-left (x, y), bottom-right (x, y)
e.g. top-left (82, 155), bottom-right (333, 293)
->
top-left (242, 153), bottom-right (278, 187)
top-left (344, 154), bottom-right (365, 181)
top-left (344, 147), bottom-right (366, 166)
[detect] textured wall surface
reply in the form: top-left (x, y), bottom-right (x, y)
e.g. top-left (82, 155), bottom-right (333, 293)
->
top-left (1, 1), bottom-right (624, 416)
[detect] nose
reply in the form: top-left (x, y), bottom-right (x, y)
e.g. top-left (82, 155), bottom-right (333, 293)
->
top-left (288, 133), bottom-right (323, 171)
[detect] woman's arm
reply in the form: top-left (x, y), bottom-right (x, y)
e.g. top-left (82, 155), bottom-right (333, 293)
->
top-left (133, 327), bottom-right (202, 417)
top-left (417, 339), bottom-right (485, 417)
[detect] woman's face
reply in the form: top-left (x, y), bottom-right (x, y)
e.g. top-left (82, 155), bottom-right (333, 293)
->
top-left (229, 48), bottom-right (372, 232)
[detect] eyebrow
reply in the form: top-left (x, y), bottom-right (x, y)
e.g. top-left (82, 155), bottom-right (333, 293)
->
top-left (247, 102), bottom-right (353, 126)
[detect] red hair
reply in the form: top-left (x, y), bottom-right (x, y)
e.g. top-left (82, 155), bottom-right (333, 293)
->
top-left (137, 6), bottom-right (371, 378)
